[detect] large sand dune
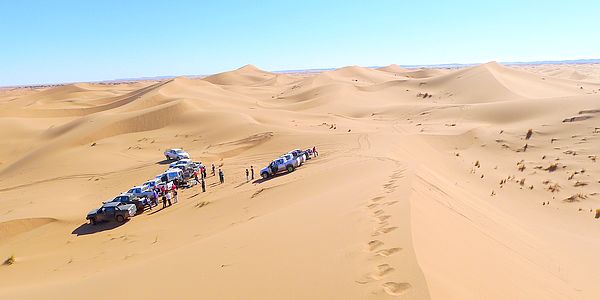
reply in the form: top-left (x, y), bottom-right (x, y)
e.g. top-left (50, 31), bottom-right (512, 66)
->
top-left (1, 63), bottom-right (600, 299)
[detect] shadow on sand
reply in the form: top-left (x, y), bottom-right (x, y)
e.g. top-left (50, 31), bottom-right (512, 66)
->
top-left (251, 171), bottom-right (293, 184)
top-left (156, 159), bottom-right (173, 165)
top-left (72, 221), bottom-right (127, 236)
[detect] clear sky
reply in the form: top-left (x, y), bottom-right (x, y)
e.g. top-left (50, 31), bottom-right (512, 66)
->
top-left (1, 0), bottom-right (598, 86)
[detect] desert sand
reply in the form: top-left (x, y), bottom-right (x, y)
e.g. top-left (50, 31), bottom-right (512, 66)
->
top-left (1, 62), bottom-right (600, 299)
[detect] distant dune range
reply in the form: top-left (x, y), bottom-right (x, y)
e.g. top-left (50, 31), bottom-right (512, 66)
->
top-left (1, 62), bottom-right (600, 299)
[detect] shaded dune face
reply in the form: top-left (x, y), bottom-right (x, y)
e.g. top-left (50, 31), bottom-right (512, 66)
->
top-left (1, 63), bottom-right (600, 300)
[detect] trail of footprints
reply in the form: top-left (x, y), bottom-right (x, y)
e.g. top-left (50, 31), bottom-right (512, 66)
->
top-left (362, 168), bottom-right (412, 296)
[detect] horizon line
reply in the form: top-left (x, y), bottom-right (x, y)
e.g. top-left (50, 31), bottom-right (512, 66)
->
top-left (2, 58), bottom-right (599, 89)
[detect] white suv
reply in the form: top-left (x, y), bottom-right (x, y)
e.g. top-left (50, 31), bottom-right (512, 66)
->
top-left (164, 148), bottom-right (190, 160)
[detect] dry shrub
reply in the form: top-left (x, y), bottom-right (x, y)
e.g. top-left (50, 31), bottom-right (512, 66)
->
top-left (3, 255), bottom-right (15, 266)
top-left (563, 193), bottom-right (587, 203)
top-left (545, 163), bottom-right (558, 172)
top-left (526, 129), bottom-right (533, 140)
top-left (547, 183), bottom-right (561, 193)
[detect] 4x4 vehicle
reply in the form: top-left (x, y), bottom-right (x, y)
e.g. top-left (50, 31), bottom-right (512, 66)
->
top-left (157, 168), bottom-right (184, 183)
top-left (143, 178), bottom-right (173, 191)
top-left (170, 160), bottom-right (193, 172)
top-left (126, 185), bottom-right (154, 199)
top-left (108, 193), bottom-right (147, 212)
top-left (288, 149), bottom-right (307, 164)
top-left (87, 202), bottom-right (136, 225)
top-left (169, 158), bottom-right (192, 168)
top-left (260, 155), bottom-right (301, 179)
top-left (304, 148), bottom-right (313, 159)
top-left (164, 148), bottom-right (190, 160)
top-left (280, 154), bottom-right (302, 167)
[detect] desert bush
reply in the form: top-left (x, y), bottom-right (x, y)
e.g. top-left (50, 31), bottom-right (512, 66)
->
top-left (526, 129), bottom-right (533, 140)
top-left (4, 255), bottom-right (15, 266)
top-left (545, 163), bottom-right (558, 172)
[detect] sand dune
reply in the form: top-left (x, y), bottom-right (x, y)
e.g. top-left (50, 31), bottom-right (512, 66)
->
top-left (1, 62), bottom-right (600, 299)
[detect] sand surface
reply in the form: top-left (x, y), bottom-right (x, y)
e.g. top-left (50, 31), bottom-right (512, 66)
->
top-left (1, 62), bottom-right (600, 299)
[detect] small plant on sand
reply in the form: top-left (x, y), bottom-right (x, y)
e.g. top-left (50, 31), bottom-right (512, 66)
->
top-left (526, 129), bottom-right (533, 140)
top-left (474, 160), bottom-right (480, 168)
top-left (4, 255), bottom-right (15, 266)
top-left (545, 163), bottom-right (558, 172)
top-left (547, 183), bottom-right (561, 193)
top-left (563, 193), bottom-right (587, 203)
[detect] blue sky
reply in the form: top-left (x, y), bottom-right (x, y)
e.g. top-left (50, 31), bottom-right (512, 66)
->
top-left (1, 0), bottom-right (598, 86)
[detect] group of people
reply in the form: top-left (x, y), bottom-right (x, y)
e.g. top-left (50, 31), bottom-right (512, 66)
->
top-left (245, 166), bottom-right (255, 182)
top-left (146, 146), bottom-right (319, 210)
top-left (145, 182), bottom-right (179, 210)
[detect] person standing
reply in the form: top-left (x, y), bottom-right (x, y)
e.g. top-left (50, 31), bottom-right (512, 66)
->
top-left (165, 191), bottom-right (172, 207)
top-left (201, 177), bottom-right (206, 192)
top-left (219, 169), bottom-right (224, 184)
top-left (173, 189), bottom-right (178, 204)
top-left (313, 146), bottom-right (318, 157)
top-left (144, 197), bottom-right (153, 211)
top-left (202, 166), bottom-right (207, 179)
top-left (162, 194), bottom-right (167, 208)
top-left (152, 189), bottom-right (159, 207)
top-left (194, 171), bottom-right (199, 184)
top-left (250, 165), bottom-right (254, 180)
top-left (211, 164), bottom-right (216, 176)
top-left (246, 168), bottom-right (249, 182)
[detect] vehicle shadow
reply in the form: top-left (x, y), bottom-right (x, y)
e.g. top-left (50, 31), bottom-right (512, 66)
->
top-left (252, 171), bottom-right (292, 184)
top-left (156, 159), bottom-right (172, 165)
top-left (72, 221), bottom-right (126, 236)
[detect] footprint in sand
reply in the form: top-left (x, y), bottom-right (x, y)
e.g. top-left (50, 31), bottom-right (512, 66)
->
top-left (370, 264), bottom-right (395, 279)
top-left (373, 209), bottom-right (384, 216)
top-left (368, 240), bottom-right (384, 251)
top-left (376, 247), bottom-right (401, 257)
top-left (382, 282), bottom-right (412, 296)
top-left (385, 201), bottom-right (399, 206)
top-left (367, 203), bottom-right (379, 209)
top-left (375, 226), bottom-right (398, 235)
top-left (377, 215), bottom-right (391, 222)
top-left (371, 196), bottom-right (385, 202)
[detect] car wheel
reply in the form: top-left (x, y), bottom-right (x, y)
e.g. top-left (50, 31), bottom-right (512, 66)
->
top-left (116, 215), bottom-right (125, 223)
top-left (165, 155), bottom-right (170, 160)
top-left (261, 172), bottom-right (269, 179)
top-left (287, 165), bottom-right (294, 173)
top-left (89, 218), bottom-right (97, 225)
